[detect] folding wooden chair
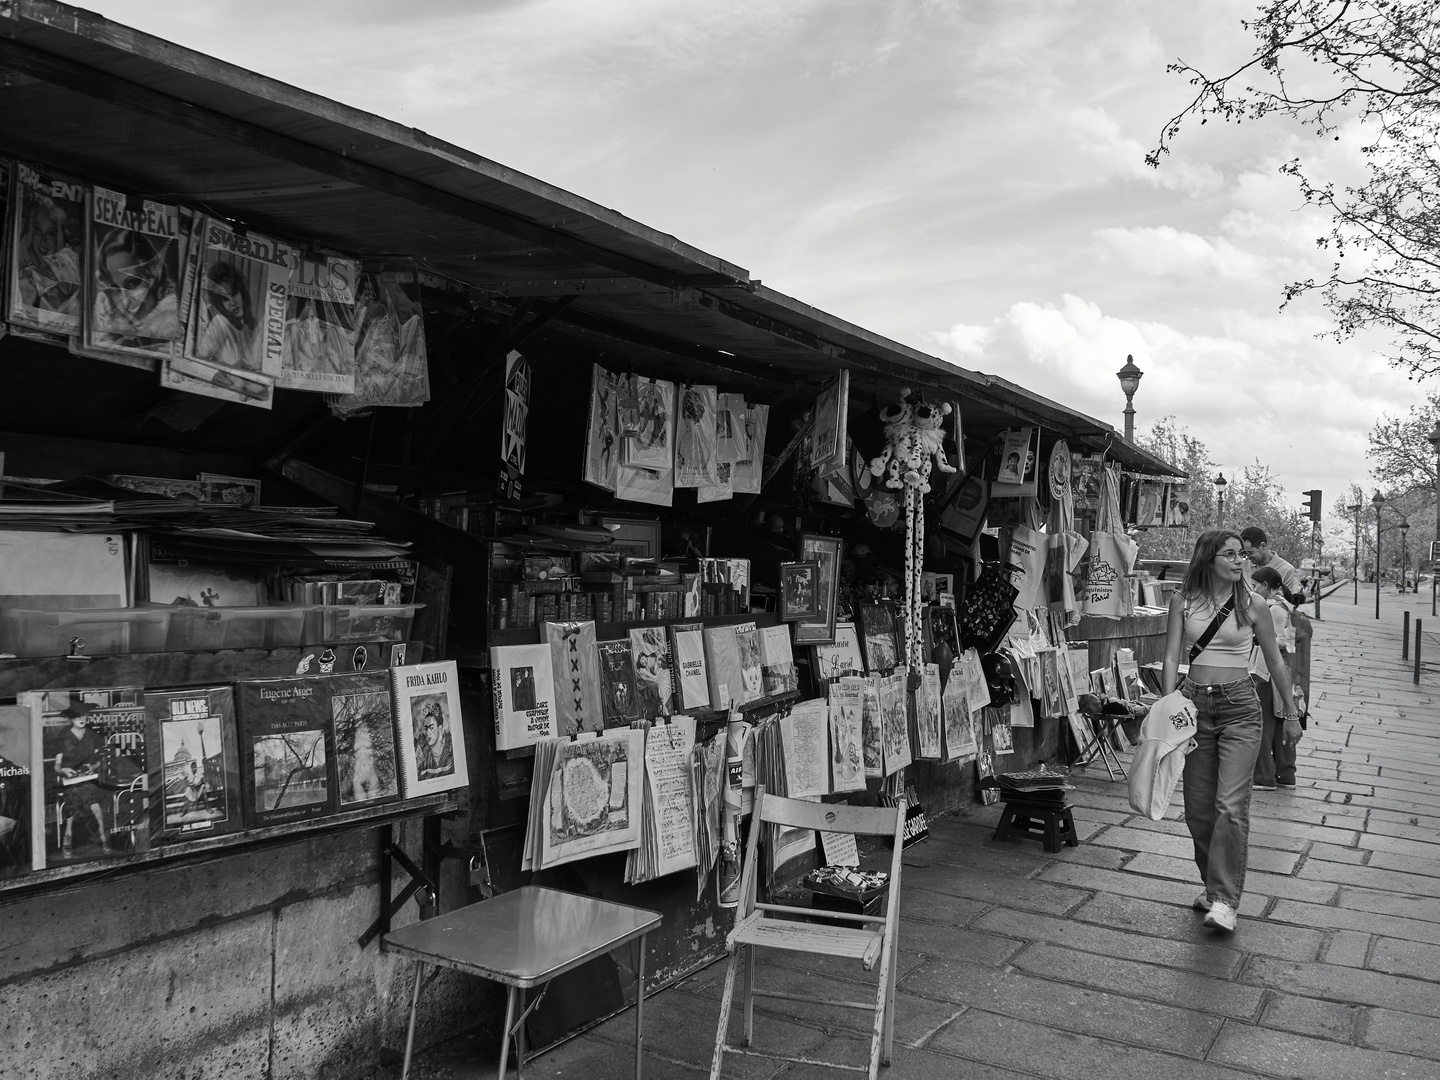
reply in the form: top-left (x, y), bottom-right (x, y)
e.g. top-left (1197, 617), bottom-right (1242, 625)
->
top-left (708, 787), bottom-right (906, 1079)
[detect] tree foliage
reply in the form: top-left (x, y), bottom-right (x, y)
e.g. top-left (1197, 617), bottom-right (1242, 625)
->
top-left (1150, 1), bottom-right (1440, 378)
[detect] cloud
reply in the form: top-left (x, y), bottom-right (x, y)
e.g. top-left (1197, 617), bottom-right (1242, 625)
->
top-left (931, 323), bottom-right (992, 360)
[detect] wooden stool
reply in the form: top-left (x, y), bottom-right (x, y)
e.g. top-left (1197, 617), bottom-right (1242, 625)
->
top-left (993, 798), bottom-right (1078, 853)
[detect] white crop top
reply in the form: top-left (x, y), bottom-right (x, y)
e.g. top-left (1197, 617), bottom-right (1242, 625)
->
top-left (1183, 598), bottom-right (1252, 666)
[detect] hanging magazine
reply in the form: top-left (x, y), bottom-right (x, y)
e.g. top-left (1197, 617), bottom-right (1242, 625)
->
top-left (583, 363), bottom-right (619, 491)
top-left (7, 161), bottom-right (85, 335)
top-left (327, 270), bottom-right (431, 411)
top-left (827, 679), bottom-right (866, 793)
top-left (185, 216), bottom-right (292, 377)
top-left (915, 663), bottom-right (943, 760)
top-left (272, 253), bottom-right (359, 393)
top-left (83, 186), bottom-right (182, 360)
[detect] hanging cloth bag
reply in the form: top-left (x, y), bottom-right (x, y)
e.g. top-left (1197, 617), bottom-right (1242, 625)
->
top-left (1080, 465), bottom-right (1138, 619)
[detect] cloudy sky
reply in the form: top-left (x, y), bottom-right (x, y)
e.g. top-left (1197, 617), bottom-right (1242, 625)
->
top-left (93, 0), bottom-right (1417, 518)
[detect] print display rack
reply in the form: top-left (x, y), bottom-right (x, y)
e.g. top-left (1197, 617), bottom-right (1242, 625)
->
top-left (0, 646), bottom-right (461, 898)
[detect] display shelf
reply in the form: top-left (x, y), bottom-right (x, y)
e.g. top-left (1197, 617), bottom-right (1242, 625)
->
top-left (0, 792), bottom-right (460, 898)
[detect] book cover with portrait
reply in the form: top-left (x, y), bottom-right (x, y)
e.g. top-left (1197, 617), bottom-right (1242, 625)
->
top-left (235, 677), bottom-right (336, 828)
top-left (143, 684), bottom-right (243, 840)
top-left (326, 671), bottom-right (399, 809)
top-left (392, 660), bottom-right (469, 797)
top-left (83, 186), bottom-right (182, 361)
top-left (489, 643), bottom-right (556, 751)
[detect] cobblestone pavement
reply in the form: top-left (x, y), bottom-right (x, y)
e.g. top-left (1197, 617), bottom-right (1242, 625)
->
top-left (395, 583), bottom-right (1440, 1079)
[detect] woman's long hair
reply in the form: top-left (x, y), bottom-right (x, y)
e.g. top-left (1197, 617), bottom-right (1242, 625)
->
top-left (1181, 529), bottom-right (1253, 626)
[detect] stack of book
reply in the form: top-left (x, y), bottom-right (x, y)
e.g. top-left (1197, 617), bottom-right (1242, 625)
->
top-left (997, 766), bottom-right (1072, 802)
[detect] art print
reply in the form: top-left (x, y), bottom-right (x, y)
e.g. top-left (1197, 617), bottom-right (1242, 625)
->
top-left (546, 621), bottom-right (605, 735)
top-left (780, 700), bottom-right (830, 799)
top-left (615, 462), bottom-right (674, 508)
top-left (408, 693), bottom-right (455, 781)
top-left (857, 602), bottom-right (900, 673)
top-left (597, 638), bottom-right (641, 726)
top-left (626, 376), bottom-right (675, 470)
top-left (812, 622), bottom-right (865, 681)
top-left (779, 561), bottom-right (820, 622)
top-left (541, 728), bottom-right (644, 869)
top-left (583, 364), bottom-right (619, 490)
top-left (674, 384), bottom-right (719, 488)
top-left (330, 675), bottom-right (399, 807)
top-left (878, 672), bottom-right (911, 775)
top-left (795, 533), bottom-right (842, 644)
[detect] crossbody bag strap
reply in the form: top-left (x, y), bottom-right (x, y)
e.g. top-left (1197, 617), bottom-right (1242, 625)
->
top-left (1188, 597), bottom-right (1236, 665)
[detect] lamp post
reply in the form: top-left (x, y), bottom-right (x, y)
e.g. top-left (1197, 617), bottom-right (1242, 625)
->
top-left (1214, 472), bottom-right (1228, 529)
top-left (1348, 502), bottom-right (1362, 605)
top-left (1373, 491), bottom-right (1386, 619)
top-left (1401, 517), bottom-right (1410, 595)
top-left (1117, 355), bottom-right (1143, 442)
top-left (1428, 419), bottom-right (1440, 605)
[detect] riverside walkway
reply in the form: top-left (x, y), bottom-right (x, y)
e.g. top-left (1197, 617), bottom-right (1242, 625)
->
top-left (396, 583), bottom-right (1440, 1079)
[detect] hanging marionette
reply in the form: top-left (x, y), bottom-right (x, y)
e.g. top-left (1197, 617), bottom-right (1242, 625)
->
top-left (867, 389), bottom-right (956, 679)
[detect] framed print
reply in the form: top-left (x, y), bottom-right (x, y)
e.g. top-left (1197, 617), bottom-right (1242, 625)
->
top-left (939, 468), bottom-right (989, 546)
top-left (856, 601), bottom-right (900, 674)
top-left (598, 516), bottom-right (662, 561)
top-left (778, 561), bottom-right (820, 622)
top-left (812, 622), bottom-right (865, 680)
top-left (794, 532), bottom-right (843, 645)
top-left (922, 604), bottom-right (960, 665)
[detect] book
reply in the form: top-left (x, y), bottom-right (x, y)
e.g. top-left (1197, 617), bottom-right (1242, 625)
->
top-left (597, 637), bottom-right (641, 727)
top-left (670, 622), bottom-right (711, 712)
top-left (629, 625), bottom-right (675, 719)
top-left (236, 677), bottom-right (337, 828)
top-left (490, 643), bottom-right (557, 751)
top-left (143, 685), bottom-right (243, 840)
top-left (392, 661), bottom-right (470, 797)
top-left (733, 622), bottom-right (764, 703)
top-left (83, 186), bottom-right (182, 360)
top-left (0, 705), bottom-right (34, 877)
top-left (327, 671), bottom-right (400, 809)
top-left (760, 624), bottom-right (798, 696)
top-left (7, 161), bottom-right (85, 336)
top-left (703, 623), bottom-right (743, 712)
top-left (544, 620), bottom-right (605, 736)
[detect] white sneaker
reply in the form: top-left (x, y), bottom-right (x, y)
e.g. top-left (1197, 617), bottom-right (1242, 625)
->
top-left (1192, 892), bottom-right (1212, 912)
top-left (1204, 900), bottom-right (1237, 932)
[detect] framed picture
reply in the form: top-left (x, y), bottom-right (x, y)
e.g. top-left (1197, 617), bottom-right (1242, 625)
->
top-left (922, 604), bottom-right (960, 664)
top-left (779, 561), bottom-right (820, 621)
top-left (795, 532), bottom-right (843, 645)
top-left (812, 621), bottom-right (865, 680)
top-left (856, 601), bottom-right (901, 674)
top-left (939, 468), bottom-right (989, 546)
top-left (598, 516), bottom-right (662, 561)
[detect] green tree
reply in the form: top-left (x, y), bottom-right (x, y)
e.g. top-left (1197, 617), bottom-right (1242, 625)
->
top-left (1367, 392), bottom-right (1439, 567)
top-left (1131, 416), bottom-right (1215, 562)
top-left (1149, 1), bottom-right (1440, 378)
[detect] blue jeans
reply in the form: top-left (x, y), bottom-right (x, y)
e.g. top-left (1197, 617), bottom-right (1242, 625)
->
top-left (1180, 676), bottom-right (1262, 908)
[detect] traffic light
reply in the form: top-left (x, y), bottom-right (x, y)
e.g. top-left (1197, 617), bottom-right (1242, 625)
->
top-left (1301, 489), bottom-right (1322, 522)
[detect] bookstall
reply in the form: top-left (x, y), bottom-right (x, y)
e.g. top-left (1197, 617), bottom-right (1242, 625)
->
top-left (0, 4), bottom-right (1187, 1077)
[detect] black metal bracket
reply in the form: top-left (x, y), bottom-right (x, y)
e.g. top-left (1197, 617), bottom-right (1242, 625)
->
top-left (359, 824), bottom-right (440, 949)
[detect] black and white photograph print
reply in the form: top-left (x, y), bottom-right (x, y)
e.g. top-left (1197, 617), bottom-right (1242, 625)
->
top-left (511, 665), bottom-right (537, 712)
top-left (251, 729), bottom-right (327, 813)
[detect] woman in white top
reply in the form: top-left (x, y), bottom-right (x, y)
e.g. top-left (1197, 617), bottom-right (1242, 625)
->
top-left (1162, 530), bottom-right (1299, 933)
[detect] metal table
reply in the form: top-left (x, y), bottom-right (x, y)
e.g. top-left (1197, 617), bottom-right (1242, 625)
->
top-left (383, 886), bottom-right (662, 1079)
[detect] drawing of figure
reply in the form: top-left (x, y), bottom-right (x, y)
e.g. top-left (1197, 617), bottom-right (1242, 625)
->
top-left (413, 699), bottom-right (454, 780)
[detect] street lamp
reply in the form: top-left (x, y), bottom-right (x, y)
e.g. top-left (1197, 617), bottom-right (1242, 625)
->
top-left (1428, 419), bottom-right (1440, 604)
top-left (1348, 502), bottom-right (1362, 605)
top-left (1116, 355), bottom-right (1143, 442)
top-left (1401, 517), bottom-right (1410, 595)
top-left (1214, 472), bottom-right (1228, 529)
top-left (1373, 491), bottom-right (1386, 619)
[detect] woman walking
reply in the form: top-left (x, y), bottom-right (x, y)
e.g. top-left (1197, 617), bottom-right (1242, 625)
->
top-left (1162, 531), bottom-right (1300, 932)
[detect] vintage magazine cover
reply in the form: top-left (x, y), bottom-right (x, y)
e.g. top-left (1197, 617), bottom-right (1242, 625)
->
top-left (916, 663), bottom-right (943, 760)
top-left (858, 676), bottom-right (884, 779)
top-left (540, 727), bottom-right (645, 870)
top-left (7, 161), bottom-right (85, 335)
top-left (629, 625), bottom-right (675, 720)
top-left (670, 622), bottom-right (711, 712)
top-left (490, 643), bottom-right (556, 751)
top-left (941, 671), bottom-right (977, 762)
top-left (162, 354), bottom-right (275, 410)
top-left (273, 253), bottom-right (359, 393)
top-left (878, 671), bottom-right (912, 775)
top-left (583, 363), bottom-right (619, 491)
top-left (391, 660), bottom-right (469, 797)
top-left (827, 678), bottom-right (866, 793)
top-left (545, 620), bottom-right (606, 736)
top-left (83, 186), bottom-right (182, 360)
top-left (597, 637), bottom-right (641, 727)
top-left (327, 671), bottom-right (400, 809)
top-left (184, 216), bottom-right (292, 378)
top-left (674, 384), bottom-right (719, 488)
top-left (142, 684), bottom-right (243, 841)
top-left (236, 676), bottom-right (338, 828)
top-left (327, 271), bottom-right (431, 410)
top-left (733, 622), bottom-right (764, 703)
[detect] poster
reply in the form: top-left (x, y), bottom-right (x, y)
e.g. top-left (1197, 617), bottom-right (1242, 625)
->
top-left (780, 699), bottom-right (829, 799)
top-left (501, 350), bottom-right (530, 491)
top-left (540, 728), bottom-right (645, 869)
top-left (615, 462), bottom-right (674, 507)
top-left (827, 678), bottom-right (866, 793)
top-left (674, 384), bottom-right (719, 488)
top-left (274, 253), bottom-right (359, 393)
top-left (84, 186), bottom-right (182, 360)
top-left (716, 392), bottom-right (747, 464)
top-left (582, 364), bottom-right (619, 491)
top-left (627, 377), bottom-right (675, 470)
top-left (810, 370), bottom-right (849, 471)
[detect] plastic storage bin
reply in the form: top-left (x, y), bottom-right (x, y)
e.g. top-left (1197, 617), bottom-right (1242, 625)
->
top-left (0, 607), bottom-right (172, 658)
top-left (164, 604), bottom-right (311, 651)
top-left (303, 603), bottom-right (423, 645)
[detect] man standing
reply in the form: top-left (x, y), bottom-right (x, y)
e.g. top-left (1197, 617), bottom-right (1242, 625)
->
top-left (1240, 527), bottom-right (1301, 593)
